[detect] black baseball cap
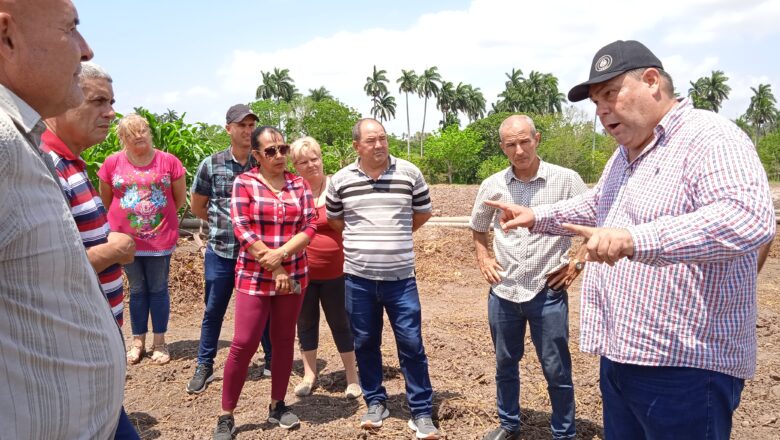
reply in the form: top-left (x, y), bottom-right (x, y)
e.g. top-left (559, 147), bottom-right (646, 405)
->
top-left (568, 40), bottom-right (664, 102)
top-left (226, 104), bottom-right (259, 124)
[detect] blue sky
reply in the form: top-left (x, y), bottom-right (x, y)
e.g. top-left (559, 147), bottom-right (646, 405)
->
top-left (77, 0), bottom-right (780, 136)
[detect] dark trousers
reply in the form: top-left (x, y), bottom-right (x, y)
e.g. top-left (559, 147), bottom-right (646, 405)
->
top-left (345, 274), bottom-right (433, 417)
top-left (297, 275), bottom-right (354, 352)
top-left (197, 246), bottom-right (271, 367)
top-left (600, 357), bottom-right (744, 439)
top-left (488, 288), bottom-right (575, 438)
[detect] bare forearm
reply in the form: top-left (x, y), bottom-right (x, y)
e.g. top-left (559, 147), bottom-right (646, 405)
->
top-left (472, 230), bottom-right (491, 261)
top-left (412, 212), bottom-right (432, 232)
top-left (758, 236), bottom-right (774, 273)
top-left (190, 193), bottom-right (209, 222)
top-left (328, 218), bottom-right (345, 233)
top-left (86, 244), bottom-right (119, 273)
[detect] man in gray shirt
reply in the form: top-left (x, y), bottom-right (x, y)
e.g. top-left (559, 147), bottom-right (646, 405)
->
top-left (471, 115), bottom-right (587, 440)
top-left (0, 1), bottom-right (126, 438)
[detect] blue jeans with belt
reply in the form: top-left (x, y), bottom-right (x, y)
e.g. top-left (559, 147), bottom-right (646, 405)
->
top-left (600, 357), bottom-right (744, 439)
top-left (488, 287), bottom-right (575, 439)
top-left (345, 274), bottom-right (433, 417)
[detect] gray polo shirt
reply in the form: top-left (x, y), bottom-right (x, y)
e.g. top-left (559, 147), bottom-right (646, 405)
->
top-left (327, 155), bottom-right (432, 280)
top-left (470, 160), bottom-right (588, 303)
top-left (0, 84), bottom-right (125, 439)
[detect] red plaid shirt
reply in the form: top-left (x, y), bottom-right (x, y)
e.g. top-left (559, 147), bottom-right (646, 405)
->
top-left (533, 99), bottom-right (776, 379)
top-left (231, 169), bottom-right (316, 296)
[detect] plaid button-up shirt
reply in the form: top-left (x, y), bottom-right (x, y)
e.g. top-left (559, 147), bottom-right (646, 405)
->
top-left (231, 170), bottom-right (316, 296)
top-left (191, 148), bottom-right (256, 259)
top-left (533, 98), bottom-right (776, 379)
top-left (470, 161), bottom-right (587, 303)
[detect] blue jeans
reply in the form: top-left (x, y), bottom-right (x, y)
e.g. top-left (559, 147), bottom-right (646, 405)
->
top-left (345, 274), bottom-right (433, 417)
top-left (488, 288), bottom-right (575, 439)
top-left (600, 357), bottom-right (744, 440)
top-left (124, 255), bottom-right (171, 335)
top-left (197, 246), bottom-right (271, 366)
top-left (114, 407), bottom-right (139, 439)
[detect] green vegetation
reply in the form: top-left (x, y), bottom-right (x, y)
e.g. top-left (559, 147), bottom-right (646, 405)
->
top-left (80, 65), bottom-right (780, 193)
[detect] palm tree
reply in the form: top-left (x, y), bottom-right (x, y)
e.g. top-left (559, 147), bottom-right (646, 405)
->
top-left (271, 68), bottom-right (297, 103)
top-left (702, 71), bottom-right (731, 113)
top-left (255, 71), bottom-right (275, 100)
top-left (437, 81), bottom-right (456, 127)
top-left (397, 69), bottom-right (418, 158)
top-left (746, 83), bottom-right (778, 143)
top-left (542, 73), bottom-right (566, 114)
top-left (363, 65), bottom-right (389, 110)
top-left (417, 66), bottom-right (442, 155)
top-left (255, 68), bottom-right (297, 103)
top-left (688, 78), bottom-right (712, 111)
top-left (505, 68), bottom-right (524, 89)
top-left (688, 71), bottom-right (731, 113)
top-left (371, 92), bottom-right (397, 123)
top-left (466, 86), bottom-right (486, 122)
top-left (308, 86), bottom-right (333, 102)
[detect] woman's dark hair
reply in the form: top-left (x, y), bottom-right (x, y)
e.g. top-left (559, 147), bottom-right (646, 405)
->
top-left (250, 126), bottom-right (283, 150)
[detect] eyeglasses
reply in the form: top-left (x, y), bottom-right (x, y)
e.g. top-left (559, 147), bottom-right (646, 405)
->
top-left (262, 144), bottom-right (290, 158)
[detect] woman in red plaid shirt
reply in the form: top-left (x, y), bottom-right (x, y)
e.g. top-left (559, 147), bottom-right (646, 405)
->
top-left (213, 126), bottom-right (316, 437)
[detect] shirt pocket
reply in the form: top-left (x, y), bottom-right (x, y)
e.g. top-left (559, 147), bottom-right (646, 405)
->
top-left (214, 174), bottom-right (235, 199)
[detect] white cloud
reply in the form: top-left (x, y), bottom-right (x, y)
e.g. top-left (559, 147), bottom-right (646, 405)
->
top-left (135, 0), bottom-right (779, 135)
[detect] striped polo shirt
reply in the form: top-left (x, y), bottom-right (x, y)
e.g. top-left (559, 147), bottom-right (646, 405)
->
top-left (41, 129), bottom-right (125, 325)
top-left (326, 155), bottom-right (431, 280)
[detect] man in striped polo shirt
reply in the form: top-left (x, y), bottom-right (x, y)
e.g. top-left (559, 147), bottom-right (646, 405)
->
top-left (40, 61), bottom-right (140, 439)
top-left (327, 118), bottom-right (439, 439)
top-left (41, 62), bottom-right (135, 327)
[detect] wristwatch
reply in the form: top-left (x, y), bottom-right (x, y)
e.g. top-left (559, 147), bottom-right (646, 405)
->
top-left (572, 259), bottom-right (584, 271)
top-left (281, 248), bottom-right (289, 259)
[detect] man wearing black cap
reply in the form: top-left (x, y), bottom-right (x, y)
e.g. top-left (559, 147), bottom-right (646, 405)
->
top-left (187, 104), bottom-right (272, 394)
top-left (485, 40), bottom-right (775, 438)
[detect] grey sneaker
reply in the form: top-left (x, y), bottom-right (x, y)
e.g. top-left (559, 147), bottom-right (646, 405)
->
top-left (408, 415), bottom-right (440, 439)
top-left (212, 414), bottom-right (235, 440)
top-left (186, 364), bottom-right (214, 394)
top-left (360, 401), bottom-right (389, 428)
top-left (267, 401), bottom-right (299, 429)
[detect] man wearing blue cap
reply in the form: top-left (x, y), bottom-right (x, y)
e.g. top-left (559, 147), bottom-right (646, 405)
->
top-left (485, 40), bottom-right (775, 438)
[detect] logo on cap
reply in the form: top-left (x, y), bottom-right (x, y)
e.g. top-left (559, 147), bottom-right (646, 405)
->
top-left (595, 55), bottom-right (613, 72)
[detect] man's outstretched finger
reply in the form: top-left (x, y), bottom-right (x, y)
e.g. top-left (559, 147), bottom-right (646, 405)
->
top-left (562, 223), bottom-right (596, 239)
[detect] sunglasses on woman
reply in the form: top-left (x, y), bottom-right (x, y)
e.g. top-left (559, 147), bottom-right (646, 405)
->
top-left (262, 144), bottom-right (290, 158)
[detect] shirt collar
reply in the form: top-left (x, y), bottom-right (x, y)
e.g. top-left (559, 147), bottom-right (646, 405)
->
top-left (0, 83), bottom-right (45, 142)
top-left (41, 129), bottom-right (79, 160)
top-left (503, 157), bottom-right (548, 184)
top-left (349, 154), bottom-right (397, 175)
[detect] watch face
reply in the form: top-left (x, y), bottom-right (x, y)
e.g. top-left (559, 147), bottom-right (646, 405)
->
top-left (575, 262), bottom-right (584, 270)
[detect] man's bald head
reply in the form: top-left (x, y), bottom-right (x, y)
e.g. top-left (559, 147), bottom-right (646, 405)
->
top-left (0, 0), bottom-right (93, 117)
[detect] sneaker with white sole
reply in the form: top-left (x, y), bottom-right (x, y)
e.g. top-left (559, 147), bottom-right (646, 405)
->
top-left (408, 415), bottom-right (440, 439)
top-left (360, 401), bottom-right (389, 428)
top-left (186, 364), bottom-right (214, 394)
top-left (267, 401), bottom-right (299, 429)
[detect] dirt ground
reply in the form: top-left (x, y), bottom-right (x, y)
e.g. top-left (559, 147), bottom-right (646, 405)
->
top-left (123, 184), bottom-right (780, 439)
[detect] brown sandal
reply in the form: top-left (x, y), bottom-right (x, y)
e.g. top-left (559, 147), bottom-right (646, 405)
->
top-left (150, 344), bottom-right (170, 365)
top-left (126, 345), bottom-right (145, 365)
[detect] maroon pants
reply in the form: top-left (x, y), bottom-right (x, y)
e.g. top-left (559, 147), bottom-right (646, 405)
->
top-left (221, 290), bottom-right (305, 410)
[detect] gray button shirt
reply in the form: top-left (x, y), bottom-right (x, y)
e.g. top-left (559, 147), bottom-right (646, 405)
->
top-left (0, 85), bottom-right (125, 439)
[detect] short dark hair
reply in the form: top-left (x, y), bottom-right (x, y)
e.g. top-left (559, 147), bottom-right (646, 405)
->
top-left (250, 126), bottom-right (283, 150)
top-left (626, 67), bottom-right (674, 96)
top-left (352, 118), bottom-right (383, 142)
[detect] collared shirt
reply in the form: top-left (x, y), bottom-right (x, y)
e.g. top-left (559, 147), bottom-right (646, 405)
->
top-left (533, 98), bottom-right (776, 379)
top-left (326, 155), bottom-right (432, 281)
top-left (231, 170), bottom-right (316, 296)
top-left (0, 84), bottom-right (125, 439)
top-left (470, 161), bottom-right (587, 303)
top-left (40, 129), bottom-right (125, 325)
top-left (191, 148), bottom-right (256, 259)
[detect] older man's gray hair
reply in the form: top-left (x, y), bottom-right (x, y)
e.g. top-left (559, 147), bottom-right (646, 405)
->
top-left (79, 61), bottom-right (112, 83)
